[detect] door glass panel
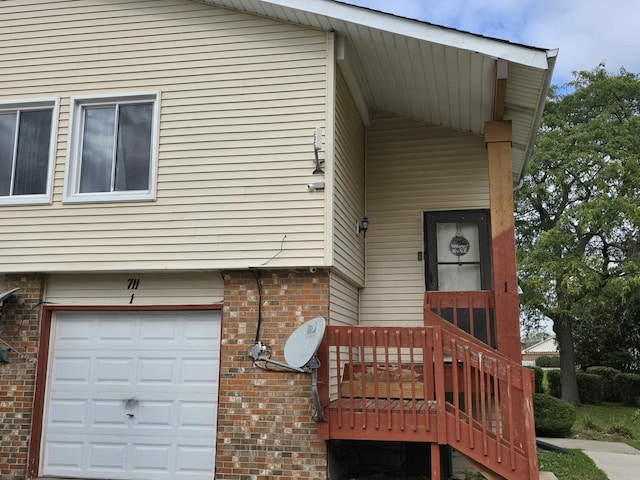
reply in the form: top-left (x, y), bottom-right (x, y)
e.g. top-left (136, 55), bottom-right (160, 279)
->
top-left (435, 222), bottom-right (481, 291)
top-left (437, 264), bottom-right (481, 291)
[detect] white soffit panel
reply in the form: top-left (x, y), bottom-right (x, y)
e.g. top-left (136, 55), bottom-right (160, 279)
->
top-left (198, 0), bottom-right (558, 180)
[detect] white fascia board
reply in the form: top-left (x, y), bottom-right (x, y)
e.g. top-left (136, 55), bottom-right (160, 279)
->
top-left (335, 36), bottom-right (370, 126)
top-left (517, 49), bottom-right (558, 181)
top-left (257, 0), bottom-right (555, 71)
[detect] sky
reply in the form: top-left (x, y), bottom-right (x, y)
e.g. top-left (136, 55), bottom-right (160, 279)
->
top-left (342, 0), bottom-right (640, 87)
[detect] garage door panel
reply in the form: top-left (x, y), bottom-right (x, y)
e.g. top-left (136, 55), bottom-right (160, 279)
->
top-left (180, 357), bottom-right (219, 386)
top-left (95, 357), bottom-right (136, 384)
top-left (134, 400), bottom-right (174, 429)
top-left (44, 440), bottom-right (85, 470)
top-left (46, 395), bottom-right (220, 436)
top-left (184, 317), bottom-right (220, 342)
top-left (48, 398), bottom-right (89, 427)
top-left (175, 445), bottom-right (216, 474)
top-left (44, 435), bottom-right (216, 478)
top-left (97, 318), bottom-right (136, 342)
top-left (93, 400), bottom-right (131, 427)
top-left (131, 443), bottom-right (172, 474)
top-left (137, 357), bottom-right (177, 385)
top-left (43, 311), bottom-right (220, 480)
top-left (88, 442), bottom-right (128, 473)
top-left (51, 356), bottom-right (92, 384)
top-left (139, 318), bottom-right (178, 341)
top-left (179, 401), bottom-right (217, 429)
top-left (50, 353), bottom-right (218, 392)
top-left (56, 317), bottom-right (94, 343)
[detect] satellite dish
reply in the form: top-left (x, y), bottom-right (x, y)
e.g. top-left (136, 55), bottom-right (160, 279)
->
top-left (249, 317), bottom-right (326, 372)
top-left (248, 316), bottom-right (326, 421)
top-left (0, 288), bottom-right (19, 303)
top-left (284, 317), bottom-right (326, 369)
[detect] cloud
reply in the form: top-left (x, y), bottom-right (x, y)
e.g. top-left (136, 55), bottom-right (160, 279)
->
top-left (520, 1), bottom-right (640, 84)
top-left (343, 0), bottom-right (640, 86)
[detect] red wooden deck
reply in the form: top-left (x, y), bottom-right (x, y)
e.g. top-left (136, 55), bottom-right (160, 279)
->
top-left (315, 291), bottom-right (539, 480)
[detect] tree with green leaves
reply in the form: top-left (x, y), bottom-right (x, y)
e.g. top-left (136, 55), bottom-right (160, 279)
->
top-left (573, 288), bottom-right (640, 372)
top-left (515, 65), bottom-right (640, 405)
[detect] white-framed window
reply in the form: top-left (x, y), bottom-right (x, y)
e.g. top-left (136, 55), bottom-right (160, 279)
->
top-left (64, 92), bottom-right (160, 203)
top-left (0, 98), bottom-right (58, 205)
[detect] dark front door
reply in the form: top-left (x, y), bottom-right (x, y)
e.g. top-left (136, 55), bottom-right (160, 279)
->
top-left (424, 210), bottom-right (492, 292)
top-left (424, 210), bottom-right (495, 347)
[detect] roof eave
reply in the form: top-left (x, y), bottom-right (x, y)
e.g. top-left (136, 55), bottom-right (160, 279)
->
top-left (517, 49), bottom-right (558, 182)
top-left (258, 0), bottom-right (553, 70)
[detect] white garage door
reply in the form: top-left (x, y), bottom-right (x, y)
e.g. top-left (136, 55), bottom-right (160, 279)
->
top-left (42, 310), bottom-right (221, 480)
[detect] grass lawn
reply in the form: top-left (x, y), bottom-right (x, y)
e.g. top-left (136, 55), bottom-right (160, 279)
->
top-left (539, 402), bottom-right (640, 479)
top-left (573, 403), bottom-right (640, 443)
top-left (538, 449), bottom-right (608, 480)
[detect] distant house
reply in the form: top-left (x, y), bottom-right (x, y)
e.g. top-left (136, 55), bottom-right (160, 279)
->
top-left (522, 337), bottom-right (560, 365)
top-left (0, 1), bottom-right (556, 479)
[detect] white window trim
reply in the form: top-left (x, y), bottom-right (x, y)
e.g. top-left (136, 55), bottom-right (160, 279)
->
top-left (0, 97), bottom-right (59, 206)
top-left (63, 91), bottom-right (161, 204)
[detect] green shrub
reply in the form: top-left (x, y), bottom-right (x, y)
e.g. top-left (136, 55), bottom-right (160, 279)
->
top-left (533, 393), bottom-right (576, 437)
top-left (586, 366), bottom-right (621, 402)
top-left (548, 356), bottom-right (561, 368)
top-left (537, 355), bottom-right (561, 368)
top-left (616, 373), bottom-right (640, 406)
top-left (576, 372), bottom-right (603, 405)
top-left (536, 356), bottom-right (551, 367)
top-left (546, 369), bottom-right (562, 398)
top-left (527, 366), bottom-right (544, 393)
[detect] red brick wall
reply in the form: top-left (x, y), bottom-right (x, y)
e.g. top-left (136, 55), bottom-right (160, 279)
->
top-left (0, 274), bottom-right (45, 480)
top-left (217, 269), bottom-right (329, 480)
top-left (522, 352), bottom-right (559, 362)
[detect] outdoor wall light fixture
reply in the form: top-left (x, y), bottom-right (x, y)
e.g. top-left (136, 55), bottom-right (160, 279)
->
top-left (358, 217), bottom-right (369, 238)
top-left (307, 181), bottom-right (325, 192)
top-left (312, 127), bottom-right (324, 175)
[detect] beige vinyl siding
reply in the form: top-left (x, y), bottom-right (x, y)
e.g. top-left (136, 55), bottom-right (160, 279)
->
top-left (360, 112), bottom-right (490, 326)
top-left (45, 272), bottom-right (224, 306)
top-left (332, 69), bottom-right (365, 285)
top-left (328, 272), bottom-right (359, 399)
top-left (0, 0), bottom-right (331, 273)
top-left (329, 272), bottom-right (359, 327)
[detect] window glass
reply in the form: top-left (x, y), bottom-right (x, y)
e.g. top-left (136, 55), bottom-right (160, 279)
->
top-left (69, 97), bottom-right (156, 201)
top-left (0, 113), bottom-right (17, 196)
top-left (115, 103), bottom-right (152, 191)
top-left (0, 108), bottom-right (53, 199)
top-left (14, 109), bottom-right (53, 195)
top-left (79, 106), bottom-right (116, 193)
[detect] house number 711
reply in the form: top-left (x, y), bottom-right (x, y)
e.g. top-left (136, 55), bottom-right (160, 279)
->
top-left (127, 278), bottom-right (141, 303)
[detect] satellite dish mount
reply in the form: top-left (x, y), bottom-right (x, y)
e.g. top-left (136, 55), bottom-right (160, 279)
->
top-left (248, 317), bottom-right (326, 421)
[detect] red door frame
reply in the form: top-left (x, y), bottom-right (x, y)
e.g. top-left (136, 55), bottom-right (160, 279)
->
top-left (27, 304), bottom-right (223, 478)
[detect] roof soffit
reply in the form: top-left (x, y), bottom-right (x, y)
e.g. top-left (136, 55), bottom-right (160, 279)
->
top-left (196, 0), bottom-right (557, 180)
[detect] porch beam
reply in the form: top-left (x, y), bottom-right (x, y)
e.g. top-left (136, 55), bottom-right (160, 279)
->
top-left (493, 59), bottom-right (508, 121)
top-left (485, 120), bottom-right (520, 362)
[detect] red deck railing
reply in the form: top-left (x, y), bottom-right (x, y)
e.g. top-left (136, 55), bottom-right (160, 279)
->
top-left (425, 290), bottom-right (497, 347)
top-left (316, 292), bottom-right (539, 480)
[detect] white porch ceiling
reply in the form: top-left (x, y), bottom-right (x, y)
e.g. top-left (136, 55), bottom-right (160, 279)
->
top-left (197, 0), bottom-right (558, 182)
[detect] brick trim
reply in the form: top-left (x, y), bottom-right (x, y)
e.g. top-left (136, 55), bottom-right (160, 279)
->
top-left (0, 274), bottom-right (45, 480)
top-left (216, 269), bottom-right (329, 479)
